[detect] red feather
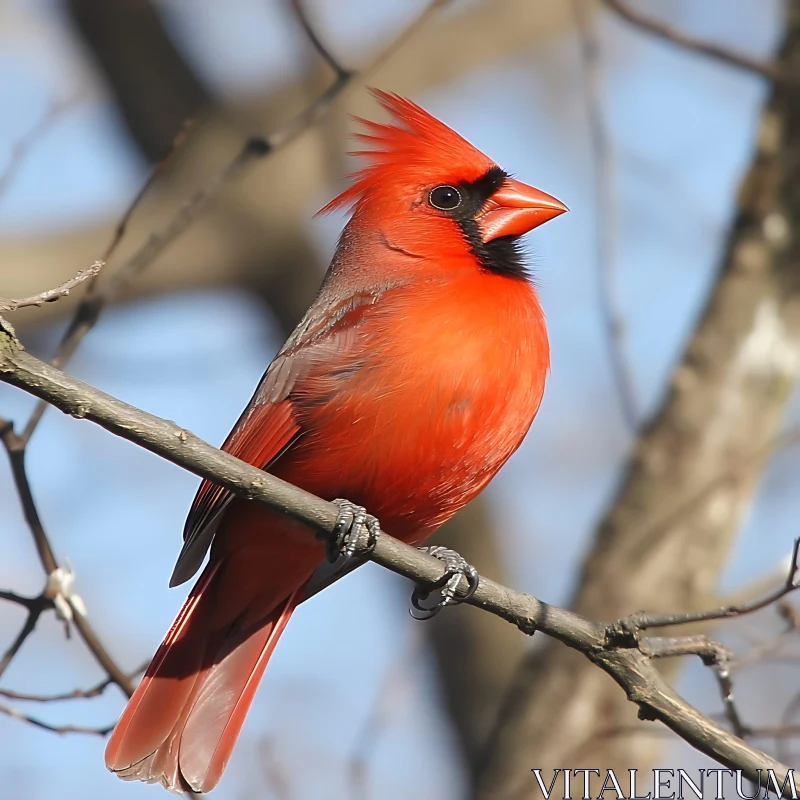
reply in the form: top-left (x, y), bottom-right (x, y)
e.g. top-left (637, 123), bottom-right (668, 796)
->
top-left (172, 402), bottom-right (300, 586)
top-left (105, 559), bottom-right (303, 792)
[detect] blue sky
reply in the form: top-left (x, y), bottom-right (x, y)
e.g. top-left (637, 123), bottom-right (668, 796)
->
top-left (0, 1), bottom-right (794, 798)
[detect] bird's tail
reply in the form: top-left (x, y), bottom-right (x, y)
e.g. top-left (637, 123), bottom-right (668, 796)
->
top-left (105, 558), bottom-right (307, 794)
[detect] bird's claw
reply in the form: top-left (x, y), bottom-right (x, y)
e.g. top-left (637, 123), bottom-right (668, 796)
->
top-left (328, 499), bottom-right (380, 564)
top-left (411, 546), bottom-right (479, 620)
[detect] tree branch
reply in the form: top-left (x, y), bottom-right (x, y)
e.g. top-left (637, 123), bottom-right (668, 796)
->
top-left (0, 411), bottom-right (134, 696)
top-left (289, 0), bottom-right (351, 81)
top-left (613, 538), bottom-right (800, 632)
top-left (0, 261), bottom-right (103, 313)
top-left (601, 0), bottom-right (786, 83)
top-left (0, 660), bottom-right (147, 703)
top-left (0, 704), bottom-right (113, 737)
top-left (0, 595), bottom-right (51, 682)
top-left (1, 322), bottom-right (799, 795)
top-left (572, 0), bottom-right (639, 431)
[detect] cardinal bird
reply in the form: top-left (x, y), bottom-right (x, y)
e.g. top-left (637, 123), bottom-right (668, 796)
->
top-left (105, 90), bottom-right (566, 793)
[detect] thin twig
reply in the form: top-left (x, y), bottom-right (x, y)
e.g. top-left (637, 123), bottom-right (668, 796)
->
top-left (0, 95), bottom-right (79, 205)
top-left (0, 590), bottom-right (43, 609)
top-left (0, 419), bottom-right (134, 695)
top-left (0, 703), bottom-right (113, 737)
top-left (641, 634), bottom-right (748, 738)
top-left (20, 119), bottom-right (199, 444)
top-left (712, 655), bottom-right (749, 740)
top-left (572, 0), bottom-right (639, 431)
top-left (641, 634), bottom-right (731, 663)
top-left (0, 659), bottom-right (147, 703)
top-left (612, 538), bottom-right (800, 631)
top-left (718, 558), bottom-right (800, 612)
top-left (0, 679), bottom-right (111, 704)
top-left (1, 424), bottom-right (58, 574)
top-left (100, 118), bottom-right (198, 270)
top-left (601, 0), bottom-right (786, 83)
top-left (1, 334), bottom-right (799, 794)
top-left (289, 0), bottom-right (350, 80)
top-left (0, 261), bottom-right (104, 313)
top-left (70, 611), bottom-right (134, 696)
top-left (0, 596), bottom-right (51, 682)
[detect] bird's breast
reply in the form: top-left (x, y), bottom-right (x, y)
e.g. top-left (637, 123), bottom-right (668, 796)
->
top-left (277, 274), bottom-right (549, 541)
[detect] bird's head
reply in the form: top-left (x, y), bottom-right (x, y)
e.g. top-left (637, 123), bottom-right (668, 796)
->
top-left (321, 90), bottom-right (567, 279)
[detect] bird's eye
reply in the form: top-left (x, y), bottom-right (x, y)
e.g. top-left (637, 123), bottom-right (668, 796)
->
top-left (429, 185), bottom-right (462, 211)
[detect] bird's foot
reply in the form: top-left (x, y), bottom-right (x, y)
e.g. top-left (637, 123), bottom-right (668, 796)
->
top-left (411, 546), bottom-right (479, 620)
top-left (328, 499), bottom-right (381, 563)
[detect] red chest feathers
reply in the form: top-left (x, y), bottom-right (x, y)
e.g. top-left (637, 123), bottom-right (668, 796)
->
top-left (274, 274), bottom-right (549, 541)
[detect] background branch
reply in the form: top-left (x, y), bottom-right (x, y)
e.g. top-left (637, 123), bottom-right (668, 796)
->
top-left (601, 0), bottom-right (785, 82)
top-left (572, 0), bottom-right (639, 431)
top-left (0, 415), bottom-right (135, 695)
top-left (0, 704), bottom-right (113, 737)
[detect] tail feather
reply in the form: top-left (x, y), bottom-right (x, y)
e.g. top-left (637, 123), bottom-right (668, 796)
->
top-left (105, 562), bottom-right (221, 779)
top-left (105, 561), bottom-right (305, 794)
top-left (178, 592), bottom-right (298, 791)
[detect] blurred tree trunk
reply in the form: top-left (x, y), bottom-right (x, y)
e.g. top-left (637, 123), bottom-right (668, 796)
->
top-left (65, 0), bottom-right (209, 159)
top-left (474, 7), bottom-right (800, 799)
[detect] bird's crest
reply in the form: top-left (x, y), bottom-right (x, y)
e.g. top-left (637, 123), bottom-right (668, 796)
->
top-left (320, 89), bottom-right (496, 213)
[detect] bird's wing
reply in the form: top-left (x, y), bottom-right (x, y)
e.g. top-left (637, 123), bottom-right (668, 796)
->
top-left (169, 400), bottom-right (301, 587)
top-left (170, 289), bottom-right (383, 588)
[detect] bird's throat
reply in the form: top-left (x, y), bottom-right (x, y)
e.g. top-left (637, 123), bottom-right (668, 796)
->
top-left (456, 219), bottom-right (528, 280)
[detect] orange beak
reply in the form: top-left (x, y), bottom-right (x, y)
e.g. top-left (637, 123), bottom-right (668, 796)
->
top-left (479, 178), bottom-right (568, 241)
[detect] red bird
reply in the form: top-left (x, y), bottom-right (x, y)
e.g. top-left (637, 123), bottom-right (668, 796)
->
top-left (105, 90), bottom-right (566, 792)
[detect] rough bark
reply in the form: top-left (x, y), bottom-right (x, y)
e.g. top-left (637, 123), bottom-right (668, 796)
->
top-left (474, 8), bottom-right (800, 799)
